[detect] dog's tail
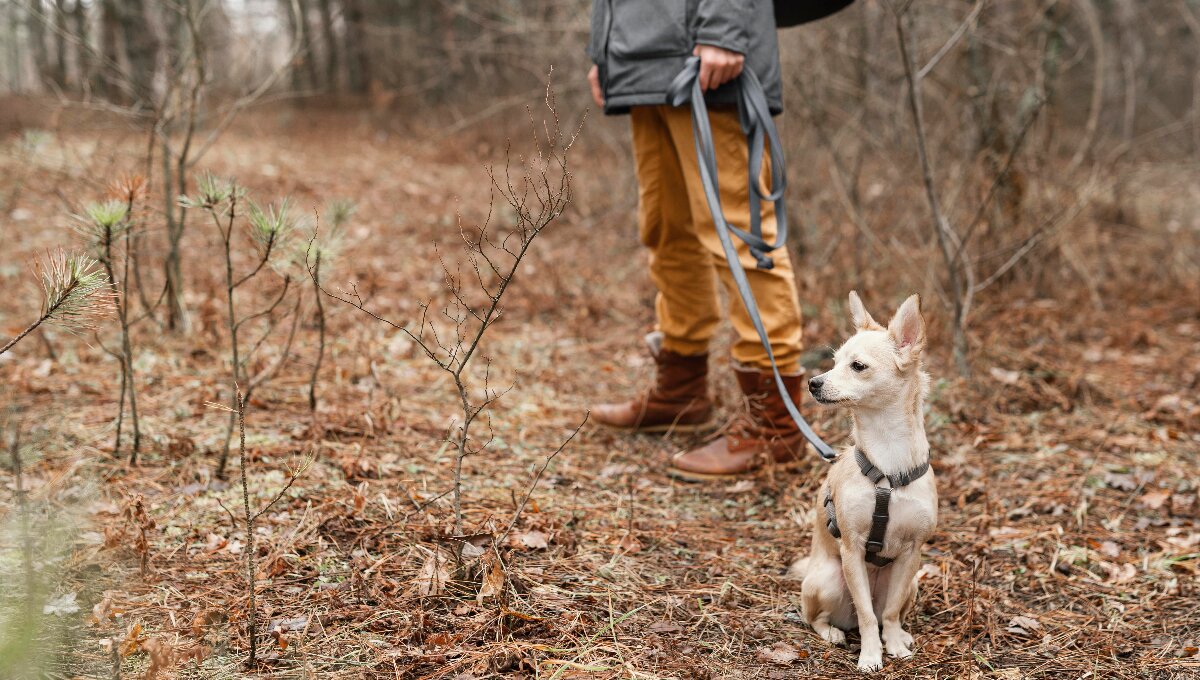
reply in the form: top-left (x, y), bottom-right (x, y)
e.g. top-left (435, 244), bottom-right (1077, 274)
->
top-left (786, 557), bottom-right (810, 580)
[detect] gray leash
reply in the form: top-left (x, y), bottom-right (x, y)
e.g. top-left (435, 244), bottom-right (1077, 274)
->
top-left (666, 56), bottom-right (836, 462)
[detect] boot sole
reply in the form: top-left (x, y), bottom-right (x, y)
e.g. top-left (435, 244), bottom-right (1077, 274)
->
top-left (666, 458), bottom-right (804, 483)
top-left (596, 421), bottom-right (716, 435)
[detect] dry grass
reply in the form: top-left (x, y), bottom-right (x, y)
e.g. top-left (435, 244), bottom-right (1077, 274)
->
top-left (0, 106), bottom-right (1198, 679)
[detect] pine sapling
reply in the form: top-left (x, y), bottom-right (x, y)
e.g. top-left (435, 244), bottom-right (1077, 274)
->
top-left (77, 190), bottom-right (143, 461)
top-left (183, 175), bottom-right (300, 477)
top-left (207, 387), bottom-right (307, 666)
top-left (304, 199), bottom-right (354, 414)
top-left (0, 249), bottom-right (113, 357)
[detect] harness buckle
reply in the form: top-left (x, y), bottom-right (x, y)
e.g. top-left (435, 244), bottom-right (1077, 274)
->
top-left (865, 539), bottom-right (885, 553)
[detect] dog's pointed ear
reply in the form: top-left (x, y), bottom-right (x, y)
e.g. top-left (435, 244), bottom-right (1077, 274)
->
top-left (888, 294), bottom-right (926, 363)
top-left (848, 291), bottom-right (881, 331)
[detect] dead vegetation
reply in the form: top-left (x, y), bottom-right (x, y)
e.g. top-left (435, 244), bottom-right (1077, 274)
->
top-left (0, 98), bottom-right (1195, 677)
top-left (0, 1), bottom-right (1199, 676)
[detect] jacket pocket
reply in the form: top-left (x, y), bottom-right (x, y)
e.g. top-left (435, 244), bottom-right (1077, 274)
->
top-left (608, 0), bottom-right (689, 59)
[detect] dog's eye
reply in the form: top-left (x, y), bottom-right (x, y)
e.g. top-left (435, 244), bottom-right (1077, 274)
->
top-left (851, 361), bottom-right (868, 372)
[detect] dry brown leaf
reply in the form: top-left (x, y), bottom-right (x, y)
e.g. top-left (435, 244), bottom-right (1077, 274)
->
top-left (176, 644), bottom-right (211, 665)
top-left (1141, 489), bottom-right (1171, 510)
top-left (517, 530), bottom-right (550, 550)
top-left (89, 594), bottom-right (113, 625)
top-left (141, 637), bottom-right (175, 679)
top-left (1165, 531), bottom-right (1200, 550)
top-left (755, 641), bottom-right (801, 665)
top-left (1110, 563), bottom-right (1138, 584)
top-left (103, 526), bottom-right (126, 549)
top-left (724, 479), bottom-right (756, 494)
top-left (415, 551), bottom-right (450, 597)
top-left (615, 533), bottom-right (642, 554)
top-left (648, 620), bottom-right (682, 634)
top-left (1006, 615), bottom-right (1041, 636)
top-left (990, 367), bottom-right (1022, 385)
top-left (118, 623), bottom-right (143, 658)
top-left (190, 607), bottom-right (224, 639)
top-left (352, 481), bottom-right (368, 515)
top-left (1103, 472), bottom-right (1137, 491)
top-left (476, 554), bottom-right (505, 605)
top-left (270, 628), bottom-right (288, 651)
top-left (917, 562), bottom-right (941, 580)
top-left (204, 533), bottom-right (228, 553)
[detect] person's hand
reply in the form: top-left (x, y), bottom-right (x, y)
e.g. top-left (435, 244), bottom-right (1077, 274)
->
top-left (588, 65), bottom-right (604, 107)
top-left (694, 44), bottom-right (745, 91)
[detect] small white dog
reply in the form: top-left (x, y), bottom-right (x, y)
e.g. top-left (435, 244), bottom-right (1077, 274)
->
top-left (795, 291), bottom-right (938, 672)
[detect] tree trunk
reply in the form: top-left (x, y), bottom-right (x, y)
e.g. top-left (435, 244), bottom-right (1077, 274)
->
top-left (342, 0), bottom-right (370, 93)
top-left (70, 0), bottom-right (92, 93)
top-left (26, 0), bottom-right (53, 89)
top-left (279, 0), bottom-right (303, 90)
top-left (97, 0), bottom-right (121, 99)
top-left (296, 0), bottom-right (319, 90)
top-left (52, 0), bottom-right (69, 88)
top-left (317, 0), bottom-right (339, 90)
top-left (121, 0), bottom-right (158, 102)
top-left (6, 1), bottom-right (22, 91)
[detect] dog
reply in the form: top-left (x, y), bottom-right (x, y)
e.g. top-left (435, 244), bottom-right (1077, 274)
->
top-left (794, 291), bottom-right (937, 672)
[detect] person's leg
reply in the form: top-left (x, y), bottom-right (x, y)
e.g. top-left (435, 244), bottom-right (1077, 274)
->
top-left (659, 105), bottom-right (804, 371)
top-left (591, 106), bottom-right (720, 432)
top-left (634, 106), bottom-right (723, 357)
top-left (659, 105), bottom-right (808, 480)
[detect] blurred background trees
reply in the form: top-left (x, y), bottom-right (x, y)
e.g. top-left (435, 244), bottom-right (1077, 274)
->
top-left (0, 0), bottom-right (1197, 367)
top-left (0, 0), bottom-right (585, 102)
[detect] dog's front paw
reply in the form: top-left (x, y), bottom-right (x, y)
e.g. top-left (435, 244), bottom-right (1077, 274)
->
top-left (883, 625), bottom-right (913, 658)
top-left (856, 649), bottom-right (883, 673)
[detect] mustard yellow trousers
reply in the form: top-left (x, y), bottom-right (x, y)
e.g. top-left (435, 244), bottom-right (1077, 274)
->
top-left (631, 104), bottom-right (803, 370)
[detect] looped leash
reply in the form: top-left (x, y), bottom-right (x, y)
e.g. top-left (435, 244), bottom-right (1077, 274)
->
top-left (666, 56), bottom-right (836, 462)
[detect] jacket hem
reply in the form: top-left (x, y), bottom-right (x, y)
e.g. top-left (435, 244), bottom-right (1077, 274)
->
top-left (604, 92), bottom-right (783, 117)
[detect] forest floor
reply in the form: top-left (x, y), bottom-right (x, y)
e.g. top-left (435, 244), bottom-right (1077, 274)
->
top-left (1, 101), bottom-right (1199, 679)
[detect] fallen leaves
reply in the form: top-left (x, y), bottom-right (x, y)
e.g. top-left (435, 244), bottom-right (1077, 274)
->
top-left (191, 607), bottom-right (225, 638)
top-left (1006, 615), bottom-right (1041, 636)
top-left (1140, 488), bottom-right (1172, 510)
top-left (647, 620), bottom-right (682, 634)
top-left (141, 637), bottom-right (174, 679)
top-left (514, 530), bottom-right (549, 550)
top-left (415, 550), bottom-right (451, 597)
top-left (476, 553), bottom-right (506, 605)
top-left (989, 367), bottom-right (1022, 385)
top-left (43, 592), bottom-right (80, 616)
top-left (755, 641), bottom-right (805, 665)
top-left (118, 623), bottom-right (144, 658)
top-left (88, 591), bottom-right (127, 625)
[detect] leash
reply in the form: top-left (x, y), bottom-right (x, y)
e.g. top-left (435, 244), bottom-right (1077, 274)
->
top-left (666, 56), bottom-right (836, 462)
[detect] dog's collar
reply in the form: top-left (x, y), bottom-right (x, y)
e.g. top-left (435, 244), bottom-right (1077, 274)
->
top-left (854, 449), bottom-right (930, 489)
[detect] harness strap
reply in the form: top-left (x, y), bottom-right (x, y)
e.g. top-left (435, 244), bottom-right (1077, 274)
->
top-left (865, 487), bottom-right (894, 567)
top-left (666, 57), bottom-right (836, 462)
top-left (855, 449), bottom-right (930, 489)
top-left (826, 448), bottom-right (931, 566)
top-left (824, 491), bottom-right (840, 538)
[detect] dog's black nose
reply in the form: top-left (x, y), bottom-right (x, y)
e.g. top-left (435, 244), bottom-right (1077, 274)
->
top-left (808, 376), bottom-right (824, 394)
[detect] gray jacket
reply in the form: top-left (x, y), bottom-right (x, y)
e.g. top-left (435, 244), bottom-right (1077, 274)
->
top-left (588, 0), bottom-right (783, 115)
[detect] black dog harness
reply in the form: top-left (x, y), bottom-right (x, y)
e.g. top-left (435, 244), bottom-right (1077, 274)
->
top-left (824, 449), bottom-right (930, 567)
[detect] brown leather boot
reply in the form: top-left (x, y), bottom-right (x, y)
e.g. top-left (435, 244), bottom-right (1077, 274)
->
top-left (667, 365), bottom-right (808, 481)
top-left (592, 333), bottom-right (714, 433)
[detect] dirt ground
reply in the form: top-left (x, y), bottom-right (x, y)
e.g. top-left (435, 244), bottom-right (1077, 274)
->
top-left (1, 101), bottom-right (1199, 679)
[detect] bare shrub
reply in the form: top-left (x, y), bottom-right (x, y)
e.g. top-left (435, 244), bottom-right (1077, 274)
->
top-left (310, 81), bottom-right (586, 547)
